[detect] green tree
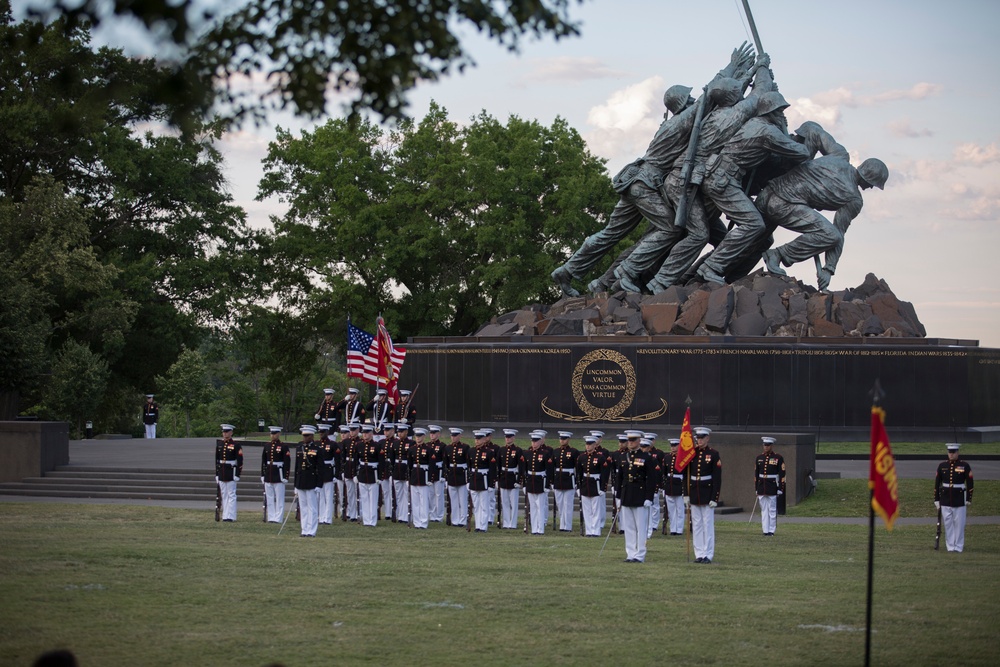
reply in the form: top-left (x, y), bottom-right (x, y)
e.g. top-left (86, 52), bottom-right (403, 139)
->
top-left (20, 0), bottom-right (585, 125)
top-left (156, 346), bottom-right (213, 437)
top-left (0, 176), bottom-right (133, 397)
top-left (43, 340), bottom-right (110, 436)
top-left (258, 102), bottom-right (615, 341)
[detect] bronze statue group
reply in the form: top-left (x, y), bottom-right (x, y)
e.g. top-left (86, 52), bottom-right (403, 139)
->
top-left (551, 43), bottom-right (888, 298)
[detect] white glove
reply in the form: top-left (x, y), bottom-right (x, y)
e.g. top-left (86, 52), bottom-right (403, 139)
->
top-left (709, 500), bottom-right (717, 508)
top-left (777, 490), bottom-right (783, 495)
top-left (966, 501), bottom-right (971, 507)
top-left (599, 490), bottom-right (605, 497)
top-left (234, 476), bottom-right (240, 482)
top-left (215, 476), bottom-right (219, 483)
top-left (514, 483), bottom-right (520, 489)
top-left (400, 418), bottom-right (408, 424)
top-left (575, 489), bottom-right (580, 498)
top-left (682, 496), bottom-right (690, 507)
top-left (934, 501), bottom-right (940, 510)
top-left (643, 500), bottom-right (652, 508)
top-left (314, 413), bottom-right (321, 420)
top-left (280, 477), bottom-right (287, 484)
top-left (260, 476), bottom-right (265, 483)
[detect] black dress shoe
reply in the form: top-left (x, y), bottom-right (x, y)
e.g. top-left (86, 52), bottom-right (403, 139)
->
top-left (694, 557), bottom-right (705, 563)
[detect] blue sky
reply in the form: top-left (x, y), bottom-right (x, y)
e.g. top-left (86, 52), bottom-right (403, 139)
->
top-left (17, 0), bottom-right (1000, 347)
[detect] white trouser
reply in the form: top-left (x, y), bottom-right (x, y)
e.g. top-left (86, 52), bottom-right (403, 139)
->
top-left (393, 479), bottom-right (410, 521)
top-left (219, 480), bottom-right (237, 521)
top-left (297, 488), bottom-right (319, 536)
top-left (379, 478), bottom-right (393, 518)
top-left (528, 491), bottom-right (548, 534)
top-left (431, 479), bottom-right (446, 521)
top-left (345, 477), bottom-right (359, 520)
top-left (647, 490), bottom-right (662, 538)
top-left (759, 494), bottom-right (778, 534)
top-left (265, 482), bottom-right (285, 523)
top-left (500, 487), bottom-right (520, 528)
top-left (582, 495), bottom-right (602, 536)
top-left (490, 486), bottom-right (497, 523)
top-left (666, 494), bottom-right (685, 534)
top-left (319, 481), bottom-right (335, 523)
top-left (554, 488), bottom-right (575, 530)
top-left (410, 486), bottom-right (430, 528)
top-left (144, 424), bottom-right (156, 439)
top-left (471, 489), bottom-right (491, 530)
top-left (359, 482), bottom-right (379, 526)
top-left (691, 504), bottom-right (715, 560)
top-left (942, 505), bottom-right (967, 552)
top-left (621, 505), bottom-right (649, 561)
top-left (448, 484), bottom-right (469, 526)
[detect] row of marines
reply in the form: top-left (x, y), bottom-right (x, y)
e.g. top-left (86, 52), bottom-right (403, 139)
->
top-left (217, 422), bottom-right (787, 563)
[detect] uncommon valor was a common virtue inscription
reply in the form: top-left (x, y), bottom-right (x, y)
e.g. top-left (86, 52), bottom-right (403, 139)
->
top-left (543, 349), bottom-right (667, 422)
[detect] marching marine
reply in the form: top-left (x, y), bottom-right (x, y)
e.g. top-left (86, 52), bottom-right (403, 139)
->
top-left (754, 436), bottom-right (786, 535)
top-left (468, 430), bottom-right (498, 532)
top-left (663, 438), bottom-right (686, 535)
top-left (335, 387), bottom-right (366, 427)
top-left (523, 431), bottom-right (554, 535)
top-left (261, 426), bottom-right (291, 523)
top-left (576, 435), bottom-right (611, 537)
top-left (356, 424), bottom-right (384, 526)
top-left (215, 424), bottom-right (243, 522)
top-left (407, 427), bottom-right (434, 529)
top-left (497, 429), bottom-right (524, 529)
top-left (315, 388), bottom-right (339, 429)
top-left (552, 431), bottom-right (580, 532)
top-left (615, 432), bottom-right (657, 562)
top-left (934, 443), bottom-right (974, 553)
top-left (293, 425), bottom-right (322, 537)
top-left (427, 425), bottom-right (447, 522)
top-left (317, 424), bottom-right (340, 525)
top-left (685, 427), bottom-right (722, 563)
top-left (444, 427), bottom-right (471, 527)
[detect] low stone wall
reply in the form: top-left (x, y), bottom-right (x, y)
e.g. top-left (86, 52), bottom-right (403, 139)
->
top-left (707, 432), bottom-right (815, 511)
top-left (0, 421), bottom-right (69, 482)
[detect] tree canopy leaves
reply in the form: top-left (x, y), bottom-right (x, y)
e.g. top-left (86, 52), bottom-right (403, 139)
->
top-left (258, 101), bottom-right (616, 340)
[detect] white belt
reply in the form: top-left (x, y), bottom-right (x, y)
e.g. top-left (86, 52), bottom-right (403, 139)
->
top-left (758, 474), bottom-right (779, 479)
top-left (560, 468), bottom-right (576, 474)
top-left (942, 483), bottom-right (966, 489)
top-left (528, 471), bottom-right (546, 477)
top-left (692, 475), bottom-right (712, 481)
top-left (586, 473), bottom-right (601, 479)
top-left (416, 464), bottom-right (429, 469)
top-left (218, 460), bottom-right (237, 466)
top-left (506, 467), bottom-right (519, 473)
top-left (361, 462), bottom-right (378, 467)
top-left (671, 474), bottom-right (683, 479)
top-left (268, 462), bottom-right (284, 468)
top-left (324, 461), bottom-right (335, 466)
top-left (451, 463), bottom-right (468, 468)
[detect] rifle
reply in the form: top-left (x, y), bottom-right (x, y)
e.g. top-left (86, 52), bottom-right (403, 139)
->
top-left (341, 474), bottom-right (348, 521)
top-left (399, 383), bottom-right (419, 423)
top-left (551, 487), bottom-right (557, 531)
top-left (661, 491), bottom-right (669, 535)
top-left (495, 482), bottom-right (502, 529)
top-left (445, 483), bottom-right (452, 526)
top-left (467, 488), bottom-right (474, 532)
top-left (523, 481), bottom-right (531, 534)
top-left (579, 490), bottom-right (585, 537)
top-left (215, 482), bottom-right (222, 522)
top-left (378, 483), bottom-right (384, 522)
top-left (934, 507), bottom-right (942, 550)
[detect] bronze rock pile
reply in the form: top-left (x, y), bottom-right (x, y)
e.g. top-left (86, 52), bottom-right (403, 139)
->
top-left (475, 272), bottom-right (925, 338)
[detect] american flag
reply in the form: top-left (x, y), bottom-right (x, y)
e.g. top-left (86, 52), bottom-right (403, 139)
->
top-left (347, 321), bottom-right (406, 389)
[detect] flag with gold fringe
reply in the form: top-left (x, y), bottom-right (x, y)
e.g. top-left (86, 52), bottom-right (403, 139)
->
top-left (674, 406), bottom-right (696, 472)
top-left (868, 405), bottom-right (899, 530)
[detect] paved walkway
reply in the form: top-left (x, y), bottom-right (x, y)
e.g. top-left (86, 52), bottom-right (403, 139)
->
top-left (1, 438), bottom-right (997, 525)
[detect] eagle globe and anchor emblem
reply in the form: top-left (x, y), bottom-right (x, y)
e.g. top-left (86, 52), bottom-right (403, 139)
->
top-left (541, 349), bottom-right (667, 422)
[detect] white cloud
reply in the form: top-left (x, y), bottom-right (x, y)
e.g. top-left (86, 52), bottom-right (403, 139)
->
top-left (518, 57), bottom-right (628, 85)
top-left (953, 142), bottom-right (1000, 166)
top-left (887, 118), bottom-right (933, 138)
top-left (583, 76), bottom-right (665, 167)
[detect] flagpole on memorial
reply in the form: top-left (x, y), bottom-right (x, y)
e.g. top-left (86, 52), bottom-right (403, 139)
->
top-left (865, 379), bottom-right (900, 667)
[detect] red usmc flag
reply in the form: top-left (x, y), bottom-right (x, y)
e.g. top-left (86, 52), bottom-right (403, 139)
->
top-left (674, 407), bottom-right (696, 472)
top-left (869, 405), bottom-right (899, 531)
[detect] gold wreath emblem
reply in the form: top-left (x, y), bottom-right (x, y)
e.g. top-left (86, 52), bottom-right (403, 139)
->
top-left (571, 349), bottom-right (636, 419)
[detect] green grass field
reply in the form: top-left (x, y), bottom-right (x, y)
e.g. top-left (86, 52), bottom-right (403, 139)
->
top-left (789, 479), bottom-right (1000, 518)
top-left (1, 502), bottom-right (998, 666)
top-left (816, 441), bottom-right (999, 455)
